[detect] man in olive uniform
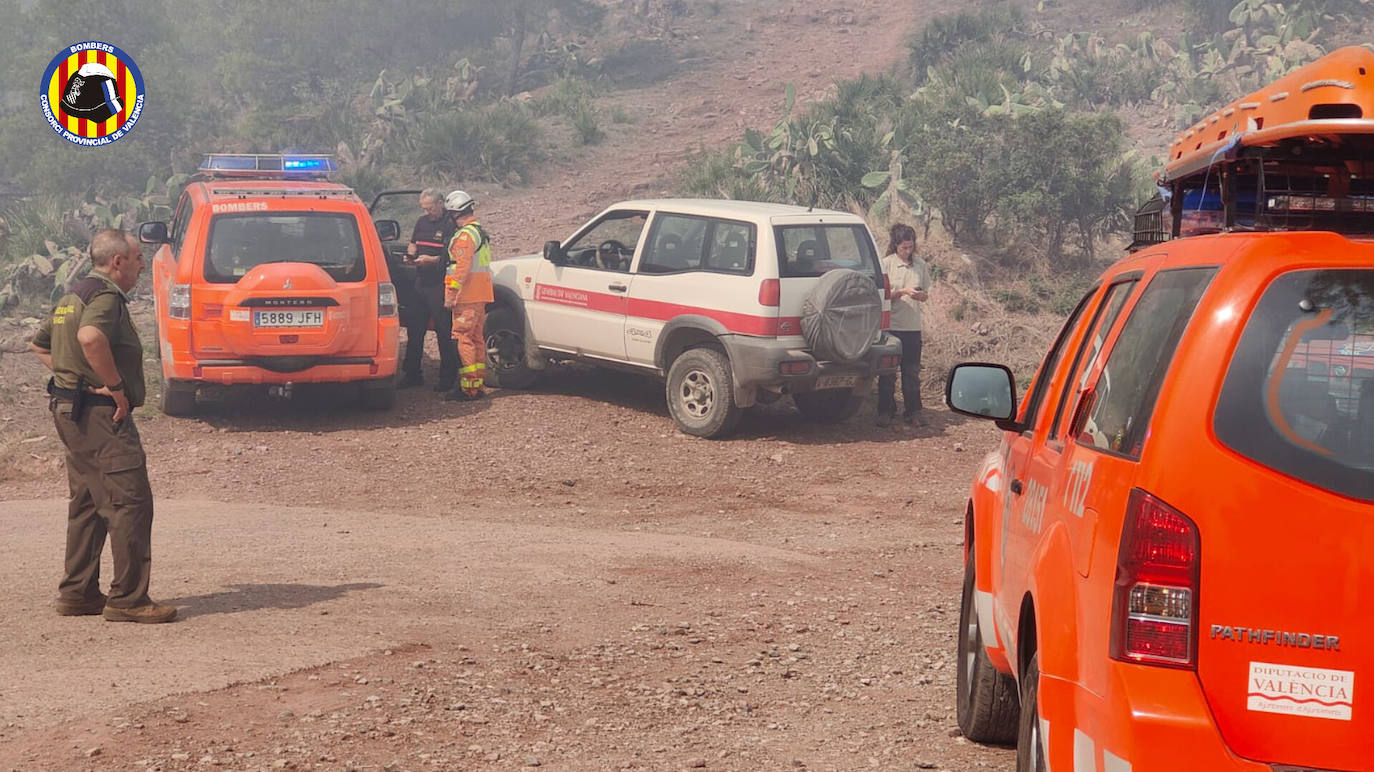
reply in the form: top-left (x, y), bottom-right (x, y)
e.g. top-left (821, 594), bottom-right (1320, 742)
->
top-left (30, 228), bottom-right (176, 623)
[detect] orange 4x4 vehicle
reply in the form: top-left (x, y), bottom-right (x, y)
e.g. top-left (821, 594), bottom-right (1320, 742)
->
top-left (138, 155), bottom-right (402, 415)
top-left (946, 47), bottom-right (1374, 771)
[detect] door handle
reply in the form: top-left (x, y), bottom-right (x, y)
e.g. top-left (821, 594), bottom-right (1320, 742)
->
top-left (608, 283), bottom-right (628, 293)
top-left (1010, 479), bottom-right (1024, 496)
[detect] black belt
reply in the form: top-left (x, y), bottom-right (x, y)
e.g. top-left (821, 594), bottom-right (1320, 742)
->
top-left (47, 378), bottom-right (117, 421)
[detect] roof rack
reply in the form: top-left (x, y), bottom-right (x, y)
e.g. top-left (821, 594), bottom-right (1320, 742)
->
top-left (1127, 46), bottom-right (1374, 251)
top-left (194, 153), bottom-right (339, 180)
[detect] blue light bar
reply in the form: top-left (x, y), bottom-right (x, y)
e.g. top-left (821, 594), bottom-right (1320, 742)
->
top-left (198, 154), bottom-right (337, 176)
top-left (282, 156), bottom-right (336, 172)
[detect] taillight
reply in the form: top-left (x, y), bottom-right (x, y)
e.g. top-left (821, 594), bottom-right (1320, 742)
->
top-left (378, 282), bottom-right (398, 317)
top-left (758, 278), bottom-right (780, 307)
top-left (1110, 489), bottom-right (1200, 668)
top-left (779, 360), bottom-right (811, 375)
top-left (882, 274), bottom-right (891, 300)
top-left (169, 283), bottom-right (191, 320)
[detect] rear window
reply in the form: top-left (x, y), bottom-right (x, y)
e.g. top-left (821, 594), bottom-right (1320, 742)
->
top-left (775, 224), bottom-right (881, 285)
top-left (204, 213), bottom-right (365, 283)
top-left (1215, 269), bottom-right (1374, 502)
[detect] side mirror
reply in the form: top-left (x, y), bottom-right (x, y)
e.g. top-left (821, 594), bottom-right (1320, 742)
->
top-left (543, 240), bottom-right (566, 264)
top-left (374, 219), bottom-right (401, 242)
top-left (946, 363), bottom-right (1022, 431)
top-left (138, 221), bottom-right (169, 244)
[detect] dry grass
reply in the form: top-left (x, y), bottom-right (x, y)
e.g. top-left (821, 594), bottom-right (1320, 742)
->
top-left (916, 230), bottom-right (1067, 396)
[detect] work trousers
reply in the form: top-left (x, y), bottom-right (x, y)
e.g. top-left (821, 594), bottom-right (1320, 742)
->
top-left (452, 303), bottom-right (487, 395)
top-left (402, 282), bottom-right (459, 387)
top-left (877, 330), bottom-right (923, 418)
top-left (50, 402), bottom-right (154, 608)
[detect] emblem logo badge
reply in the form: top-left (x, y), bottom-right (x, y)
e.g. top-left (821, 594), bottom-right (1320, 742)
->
top-left (40, 41), bottom-right (145, 147)
top-left (282, 279), bottom-right (294, 290)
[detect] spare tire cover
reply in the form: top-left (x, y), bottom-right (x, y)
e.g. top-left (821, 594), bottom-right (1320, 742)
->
top-left (800, 269), bottom-right (882, 363)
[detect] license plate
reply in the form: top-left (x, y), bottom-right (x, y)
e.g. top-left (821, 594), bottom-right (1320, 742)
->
top-left (815, 374), bottom-right (858, 390)
top-left (253, 309), bottom-right (324, 328)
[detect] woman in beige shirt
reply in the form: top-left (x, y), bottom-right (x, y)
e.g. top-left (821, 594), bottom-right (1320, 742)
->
top-left (877, 223), bottom-right (931, 427)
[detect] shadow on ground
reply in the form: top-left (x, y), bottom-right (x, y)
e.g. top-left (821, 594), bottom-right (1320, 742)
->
top-left (166, 582), bottom-right (383, 619)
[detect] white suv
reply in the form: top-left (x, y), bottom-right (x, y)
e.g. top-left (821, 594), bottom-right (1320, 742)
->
top-left (485, 199), bottom-right (902, 437)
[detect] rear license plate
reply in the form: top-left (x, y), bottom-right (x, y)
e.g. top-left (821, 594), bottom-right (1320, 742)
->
top-left (253, 309), bottom-right (324, 328)
top-left (815, 374), bottom-right (858, 389)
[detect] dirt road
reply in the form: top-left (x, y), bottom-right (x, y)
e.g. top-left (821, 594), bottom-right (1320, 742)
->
top-left (0, 366), bottom-right (1017, 771)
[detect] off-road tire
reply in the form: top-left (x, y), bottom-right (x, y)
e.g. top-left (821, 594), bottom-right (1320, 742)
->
top-left (484, 306), bottom-right (539, 390)
top-left (1015, 651), bottom-right (1047, 772)
top-left (956, 542), bottom-right (1020, 743)
top-left (359, 381), bottom-right (396, 410)
top-left (160, 379), bottom-right (197, 417)
top-left (666, 346), bottom-right (742, 439)
top-left (793, 389), bottom-right (864, 423)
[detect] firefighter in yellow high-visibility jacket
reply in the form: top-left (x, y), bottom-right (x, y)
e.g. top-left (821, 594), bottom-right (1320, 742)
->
top-left (440, 190), bottom-right (494, 401)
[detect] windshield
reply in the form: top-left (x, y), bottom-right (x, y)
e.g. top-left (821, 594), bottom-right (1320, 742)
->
top-left (774, 224), bottom-right (881, 284)
top-left (205, 213), bottom-right (366, 283)
top-left (1215, 269), bottom-right (1374, 501)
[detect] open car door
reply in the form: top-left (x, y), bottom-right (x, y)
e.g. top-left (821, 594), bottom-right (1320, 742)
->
top-left (370, 189), bottom-right (423, 326)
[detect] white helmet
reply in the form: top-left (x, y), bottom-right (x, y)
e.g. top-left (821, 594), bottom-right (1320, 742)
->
top-left (444, 190), bottom-right (475, 213)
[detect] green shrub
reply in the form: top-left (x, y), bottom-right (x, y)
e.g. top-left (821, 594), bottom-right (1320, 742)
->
top-left (572, 108), bottom-right (604, 145)
top-left (531, 77), bottom-right (597, 119)
top-left (907, 3), bottom-right (1025, 84)
top-left (677, 147), bottom-right (770, 202)
top-left (1, 198), bottom-right (75, 267)
top-left (409, 103), bottom-right (543, 184)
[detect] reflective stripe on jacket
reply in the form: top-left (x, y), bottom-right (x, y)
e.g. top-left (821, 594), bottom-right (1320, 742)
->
top-left (444, 218), bottom-right (494, 305)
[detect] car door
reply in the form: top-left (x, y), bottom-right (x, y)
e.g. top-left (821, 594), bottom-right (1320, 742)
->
top-left (995, 285), bottom-right (1100, 655)
top-left (530, 209), bottom-right (647, 361)
top-left (1029, 275), bottom-right (1140, 579)
top-left (625, 213), bottom-right (760, 368)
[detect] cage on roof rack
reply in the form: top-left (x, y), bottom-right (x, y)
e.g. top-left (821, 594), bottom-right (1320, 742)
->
top-left (1128, 193), bottom-right (1169, 252)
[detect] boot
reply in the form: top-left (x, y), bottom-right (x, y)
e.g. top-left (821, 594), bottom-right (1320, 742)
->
top-left (103, 601), bottom-right (178, 624)
top-left (55, 592), bottom-right (108, 616)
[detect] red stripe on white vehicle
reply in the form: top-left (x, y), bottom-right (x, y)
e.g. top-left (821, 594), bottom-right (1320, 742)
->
top-left (534, 283), bottom-right (796, 337)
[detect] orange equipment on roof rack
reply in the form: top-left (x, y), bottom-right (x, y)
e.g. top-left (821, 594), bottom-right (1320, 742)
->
top-left (1163, 46), bottom-right (1374, 180)
top-left (1131, 46), bottom-right (1374, 249)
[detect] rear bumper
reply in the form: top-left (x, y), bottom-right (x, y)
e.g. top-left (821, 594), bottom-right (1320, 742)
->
top-left (165, 356), bottom-right (398, 384)
top-left (723, 332), bottom-right (902, 392)
top-left (1042, 664), bottom-right (1272, 772)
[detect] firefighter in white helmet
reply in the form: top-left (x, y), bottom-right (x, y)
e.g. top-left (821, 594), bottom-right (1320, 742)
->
top-left (441, 190), bottom-right (493, 400)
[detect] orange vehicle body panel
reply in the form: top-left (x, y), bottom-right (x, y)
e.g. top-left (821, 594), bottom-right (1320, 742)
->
top-left (969, 232), bottom-right (1374, 771)
top-left (151, 179), bottom-right (399, 387)
top-left (1165, 45), bottom-right (1374, 180)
